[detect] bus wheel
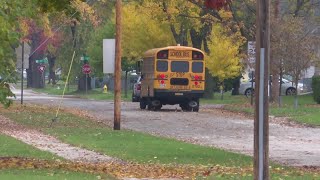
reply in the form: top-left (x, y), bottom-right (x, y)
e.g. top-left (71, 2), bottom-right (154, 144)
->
top-left (188, 100), bottom-right (199, 112)
top-left (154, 105), bottom-right (162, 111)
top-left (140, 99), bottom-right (147, 109)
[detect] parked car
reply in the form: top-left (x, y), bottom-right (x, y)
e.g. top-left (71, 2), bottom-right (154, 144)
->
top-left (239, 78), bottom-right (305, 97)
top-left (132, 76), bottom-right (141, 102)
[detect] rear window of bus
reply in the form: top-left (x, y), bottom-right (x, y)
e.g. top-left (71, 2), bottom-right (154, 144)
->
top-left (192, 62), bottom-right (203, 73)
top-left (157, 60), bottom-right (168, 72)
top-left (171, 61), bottom-right (189, 72)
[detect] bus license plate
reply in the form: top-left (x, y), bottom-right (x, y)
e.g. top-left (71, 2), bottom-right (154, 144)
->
top-left (175, 93), bottom-right (183, 96)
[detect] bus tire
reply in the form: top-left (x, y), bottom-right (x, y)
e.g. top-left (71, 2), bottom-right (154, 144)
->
top-left (140, 99), bottom-right (147, 109)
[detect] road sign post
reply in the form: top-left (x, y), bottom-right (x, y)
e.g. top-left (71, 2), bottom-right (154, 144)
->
top-left (21, 42), bottom-right (24, 105)
top-left (37, 65), bottom-right (46, 88)
top-left (82, 64), bottom-right (91, 95)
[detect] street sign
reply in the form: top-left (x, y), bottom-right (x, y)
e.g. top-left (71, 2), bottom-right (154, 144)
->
top-left (103, 39), bottom-right (115, 74)
top-left (80, 55), bottom-right (90, 61)
top-left (82, 64), bottom-right (91, 74)
top-left (248, 41), bottom-right (256, 64)
top-left (38, 65), bottom-right (46, 73)
top-left (36, 57), bottom-right (48, 64)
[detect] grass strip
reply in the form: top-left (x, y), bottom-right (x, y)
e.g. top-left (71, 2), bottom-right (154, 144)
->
top-left (1, 105), bottom-right (252, 167)
top-left (212, 94), bottom-right (320, 126)
top-left (0, 168), bottom-right (113, 180)
top-left (1, 105), bottom-right (318, 179)
top-left (0, 134), bottom-right (61, 161)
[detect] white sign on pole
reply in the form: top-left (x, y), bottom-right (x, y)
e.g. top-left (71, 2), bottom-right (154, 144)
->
top-left (15, 44), bottom-right (31, 69)
top-left (248, 41), bottom-right (256, 64)
top-left (103, 39), bottom-right (115, 74)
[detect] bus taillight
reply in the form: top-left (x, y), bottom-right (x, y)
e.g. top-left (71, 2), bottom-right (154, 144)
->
top-left (157, 50), bottom-right (168, 59)
top-left (160, 80), bottom-right (165, 84)
top-left (194, 81), bottom-right (199, 85)
top-left (159, 74), bottom-right (165, 79)
top-left (192, 51), bottom-right (204, 60)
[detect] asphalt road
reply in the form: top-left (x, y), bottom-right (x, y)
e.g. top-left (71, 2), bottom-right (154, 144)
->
top-left (11, 89), bottom-right (320, 167)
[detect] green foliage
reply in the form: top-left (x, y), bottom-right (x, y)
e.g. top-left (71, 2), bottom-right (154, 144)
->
top-left (36, 0), bottom-right (84, 17)
top-left (0, 83), bottom-right (15, 108)
top-left (86, 21), bottom-right (115, 76)
top-left (0, 1), bottom-right (27, 107)
top-left (312, 76), bottom-right (320, 104)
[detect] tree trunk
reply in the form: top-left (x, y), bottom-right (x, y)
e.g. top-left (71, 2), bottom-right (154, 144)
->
top-left (48, 55), bottom-right (56, 85)
top-left (232, 76), bottom-right (241, 95)
top-left (27, 30), bottom-right (45, 88)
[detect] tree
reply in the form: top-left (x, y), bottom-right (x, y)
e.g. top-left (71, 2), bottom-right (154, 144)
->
top-left (121, 2), bottom-right (175, 60)
top-left (206, 24), bottom-right (246, 97)
top-left (0, 0), bottom-right (36, 107)
top-left (272, 16), bottom-right (317, 108)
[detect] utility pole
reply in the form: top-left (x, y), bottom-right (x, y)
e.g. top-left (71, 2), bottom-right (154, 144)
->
top-left (254, 0), bottom-right (270, 179)
top-left (114, 0), bottom-right (122, 130)
top-left (21, 42), bottom-right (24, 105)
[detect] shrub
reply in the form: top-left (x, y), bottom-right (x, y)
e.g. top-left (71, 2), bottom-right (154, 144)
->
top-left (311, 76), bottom-right (320, 104)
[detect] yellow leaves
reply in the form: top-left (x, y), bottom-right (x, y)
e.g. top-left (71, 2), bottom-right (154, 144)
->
top-left (206, 24), bottom-right (246, 82)
top-left (71, 0), bottom-right (100, 27)
top-left (219, 10), bottom-right (233, 20)
top-left (122, 2), bottom-right (174, 60)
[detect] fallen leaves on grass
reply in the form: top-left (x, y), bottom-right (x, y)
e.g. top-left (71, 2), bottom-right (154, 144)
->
top-left (1, 157), bottom-right (318, 179)
top-left (0, 157), bottom-right (253, 179)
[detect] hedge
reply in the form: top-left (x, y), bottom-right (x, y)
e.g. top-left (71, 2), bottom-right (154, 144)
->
top-left (312, 76), bottom-right (320, 104)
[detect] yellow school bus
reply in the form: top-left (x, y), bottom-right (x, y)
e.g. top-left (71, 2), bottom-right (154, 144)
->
top-left (139, 45), bottom-right (205, 111)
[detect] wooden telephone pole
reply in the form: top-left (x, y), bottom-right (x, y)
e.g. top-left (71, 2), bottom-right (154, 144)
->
top-left (114, 0), bottom-right (122, 130)
top-left (254, 0), bottom-right (270, 179)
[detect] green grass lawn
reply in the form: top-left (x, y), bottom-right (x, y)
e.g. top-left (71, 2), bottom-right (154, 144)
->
top-left (1, 105), bottom-right (318, 179)
top-left (0, 134), bottom-right (61, 160)
top-left (31, 84), bottom-right (132, 101)
top-left (0, 135), bottom-right (115, 179)
top-left (204, 93), bottom-right (320, 126)
top-left (208, 171), bottom-right (318, 180)
top-left (30, 84), bottom-right (320, 126)
top-left (1, 105), bottom-right (252, 167)
top-left (200, 91), bottom-right (249, 105)
top-left (0, 169), bottom-right (115, 180)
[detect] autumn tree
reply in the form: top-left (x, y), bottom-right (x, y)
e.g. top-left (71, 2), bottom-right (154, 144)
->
top-left (278, 17), bottom-right (316, 107)
top-left (0, 0), bottom-right (37, 107)
top-left (206, 24), bottom-right (246, 97)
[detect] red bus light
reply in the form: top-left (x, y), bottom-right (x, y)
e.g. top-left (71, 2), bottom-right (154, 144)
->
top-left (192, 51), bottom-right (204, 60)
top-left (160, 80), bottom-right (165, 84)
top-left (159, 74), bottom-right (165, 79)
top-left (194, 81), bottom-right (199, 85)
top-left (157, 50), bottom-right (168, 59)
